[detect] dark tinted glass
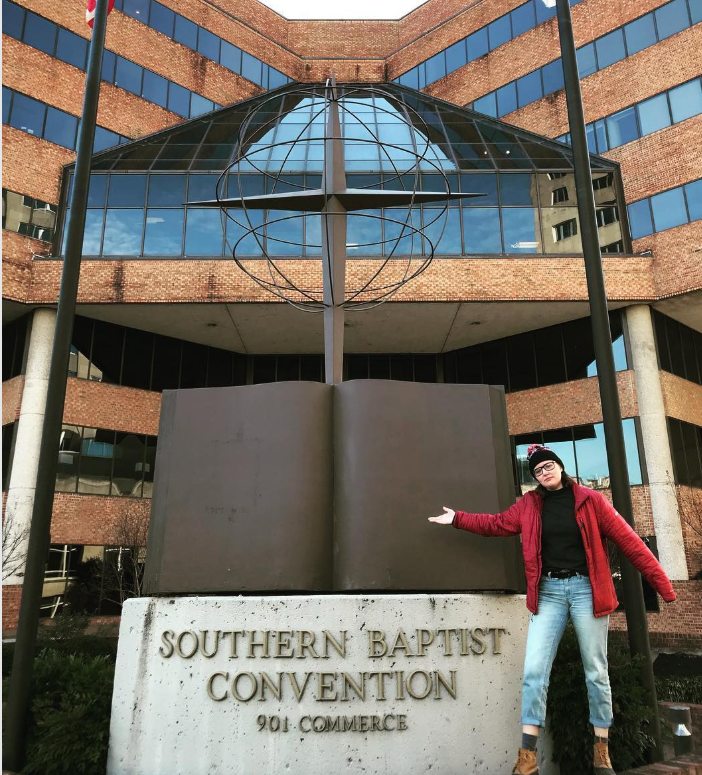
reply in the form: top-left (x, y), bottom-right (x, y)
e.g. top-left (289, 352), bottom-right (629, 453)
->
top-left (666, 314), bottom-right (685, 374)
top-left (56, 29), bottom-right (88, 69)
top-left (2, 0), bottom-right (25, 39)
top-left (220, 41), bottom-right (242, 73)
top-left (576, 42), bottom-right (597, 77)
top-left (462, 207), bottom-right (501, 252)
top-left (628, 199), bottom-right (653, 239)
top-left (637, 93), bottom-right (671, 135)
top-left (653, 311), bottom-right (672, 372)
top-left (151, 335), bottom-right (181, 390)
top-left (197, 28), bottom-right (220, 60)
top-left (144, 209), bottom-right (184, 254)
top-left (23, 11), bottom-right (56, 55)
top-left (56, 425), bottom-right (81, 492)
top-left (506, 333), bottom-right (536, 391)
top-left (121, 328), bottom-right (153, 390)
top-left (44, 107), bottom-right (77, 150)
top-left (108, 175), bottom-right (147, 207)
top-left (142, 70), bottom-right (168, 108)
top-left (668, 79), bottom-right (702, 123)
top-left (684, 179), bottom-right (702, 221)
top-left (573, 424), bottom-right (609, 487)
top-left (541, 59), bottom-right (564, 94)
top-left (516, 70), bottom-right (542, 107)
top-left (90, 321), bottom-right (123, 383)
top-left (180, 341), bottom-right (208, 388)
top-left (115, 57), bottom-right (143, 95)
top-left (606, 107), bottom-right (638, 148)
top-left (187, 174), bottom-right (220, 203)
top-left (461, 173), bottom-right (498, 204)
top-left (534, 329), bottom-right (566, 385)
top-left (668, 419), bottom-right (688, 483)
top-left (655, 0), bottom-right (690, 39)
top-left (150, 2), bottom-right (175, 36)
top-left (480, 340), bottom-right (508, 386)
top-left (488, 16), bottom-right (511, 50)
top-left (595, 28), bottom-right (626, 69)
top-left (466, 28), bottom-right (489, 60)
top-left (650, 187), bottom-right (687, 232)
top-left (207, 348), bottom-right (233, 387)
top-left (680, 326), bottom-right (700, 383)
top-left (624, 13), bottom-right (657, 55)
top-left (174, 14), bottom-right (198, 48)
top-left (10, 92), bottom-right (46, 137)
top-left (511, 3), bottom-right (536, 37)
top-left (680, 422), bottom-right (702, 487)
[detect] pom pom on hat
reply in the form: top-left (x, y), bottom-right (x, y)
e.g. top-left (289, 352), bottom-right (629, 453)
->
top-left (527, 444), bottom-right (565, 477)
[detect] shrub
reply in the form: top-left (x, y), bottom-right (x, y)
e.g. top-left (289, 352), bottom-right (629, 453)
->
top-left (3, 636), bottom-right (118, 679)
top-left (547, 624), bottom-right (652, 775)
top-left (23, 649), bottom-right (115, 775)
top-left (656, 675), bottom-right (702, 705)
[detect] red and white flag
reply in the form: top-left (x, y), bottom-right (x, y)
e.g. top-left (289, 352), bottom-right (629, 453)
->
top-left (86, 0), bottom-right (115, 28)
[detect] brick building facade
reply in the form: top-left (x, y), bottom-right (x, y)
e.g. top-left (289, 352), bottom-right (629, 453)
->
top-left (2, 0), bottom-right (701, 648)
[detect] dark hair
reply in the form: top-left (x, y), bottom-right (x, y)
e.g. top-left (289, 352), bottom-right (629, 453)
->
top-left (535, 470), bottom-right (575, 497)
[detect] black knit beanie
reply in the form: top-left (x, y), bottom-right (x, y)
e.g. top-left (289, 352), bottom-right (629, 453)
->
top-left (527, 443), bottom-right (564, 477)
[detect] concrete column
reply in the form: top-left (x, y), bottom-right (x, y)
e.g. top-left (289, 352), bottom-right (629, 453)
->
top-left (3, 308), bottom-right (57, 586)
top-left (626, 304), bottom-right (688, 580)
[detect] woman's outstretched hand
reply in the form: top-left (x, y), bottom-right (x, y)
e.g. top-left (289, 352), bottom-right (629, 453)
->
top-left (428, 507), bottom-right (455, 525)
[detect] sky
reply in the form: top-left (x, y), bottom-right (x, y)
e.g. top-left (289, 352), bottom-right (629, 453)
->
top-left (257, 0), bottom-right (429, 19)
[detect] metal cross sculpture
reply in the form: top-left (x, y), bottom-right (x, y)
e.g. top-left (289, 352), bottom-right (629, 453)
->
top-left (190, 78), bottom-right (481, 384)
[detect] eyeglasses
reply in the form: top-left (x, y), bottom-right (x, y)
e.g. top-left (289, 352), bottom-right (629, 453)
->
top-left (533, 461), bottom-right (556, 477)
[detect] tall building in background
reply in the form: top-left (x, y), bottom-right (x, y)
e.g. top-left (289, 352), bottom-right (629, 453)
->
top-left (2, 0), bottom-right (700, 648)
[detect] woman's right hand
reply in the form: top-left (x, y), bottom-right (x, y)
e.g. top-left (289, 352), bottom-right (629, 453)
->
top-left (428, 507), bottom-right (455, 525)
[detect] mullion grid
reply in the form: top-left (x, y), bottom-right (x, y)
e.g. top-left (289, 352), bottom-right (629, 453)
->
top-left (468, 0), bottom-right (698, 119)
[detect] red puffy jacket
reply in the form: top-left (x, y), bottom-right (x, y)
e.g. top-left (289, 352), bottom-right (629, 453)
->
top-left (453, 482), bottom-right (676, 617)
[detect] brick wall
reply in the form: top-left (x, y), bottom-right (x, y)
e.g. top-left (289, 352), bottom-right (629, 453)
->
top-left (2, 584), bottom-right (23, 633)
top-left (2, 375), bottom-right (24, 426)
top-left (661, 373), bottom-right (702, 428)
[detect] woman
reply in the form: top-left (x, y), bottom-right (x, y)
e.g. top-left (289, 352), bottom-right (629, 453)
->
top-left (428, 443), bottom-right (676, 775)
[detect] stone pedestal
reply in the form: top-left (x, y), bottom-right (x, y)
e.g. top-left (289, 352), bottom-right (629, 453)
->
top-left (107, 594), bottom-right (558, 775)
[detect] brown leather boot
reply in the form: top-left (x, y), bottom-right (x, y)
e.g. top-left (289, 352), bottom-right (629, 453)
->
top-left (512, 748), bottom-right (539, 775)
top-left (593, 741), bottom-right (616, 774)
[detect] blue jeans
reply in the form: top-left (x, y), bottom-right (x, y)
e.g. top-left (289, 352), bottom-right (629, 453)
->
top-left (521, 574), bottom-right (613, 729)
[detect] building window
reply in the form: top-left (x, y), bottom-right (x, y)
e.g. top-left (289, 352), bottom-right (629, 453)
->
top-left (593, 173), bottom-right (613, 191)
top-left (444, 311), bottom-right (628, 393)
top-left (554, 218), bottom-right (577, 241)
top-left (55, 424), bottom-right (157, 498)
top-left (552, 186), bottom-right (569, 204)
top-left (596, 207), bottom-right (619, 227)
top-left (2, 422), bottom-right (17, 491)
top-left (653, 310), bottom-right (702, 386)
top-left (628, 178), bottom-right (702, 239)
top-left (667, 418), bottom-right (702, 488)
top-left (601, 241), bottom-right (624, 254)
top-left (2, 314), bottom-right (29, 381)
top-left (513, 418), bottom-right (644, 495)
top-left (2, 188), bottom-right (57, 242)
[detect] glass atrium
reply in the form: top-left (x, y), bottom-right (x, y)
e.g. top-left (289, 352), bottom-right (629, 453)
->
top-left (57, 83), bottom-right (629, 260)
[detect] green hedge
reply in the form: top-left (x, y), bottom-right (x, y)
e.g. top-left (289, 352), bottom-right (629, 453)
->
top-left (22, 649), bottom-right (115, 775)
top-left (656, 675), bottom-right (702, 705)
top-left (547, 624), bottom-right (652, 775)
top-left (2, 636), bottom-right (118, 679)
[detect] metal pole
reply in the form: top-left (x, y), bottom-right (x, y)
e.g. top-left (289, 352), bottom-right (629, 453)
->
top-left (554, 0), bottom-right (663, 759)
top-left (2, 0), bottom-right (110, 768)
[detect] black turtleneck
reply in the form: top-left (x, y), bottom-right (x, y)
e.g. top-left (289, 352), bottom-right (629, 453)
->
top-left (540, 486), bottom-right (588, 575)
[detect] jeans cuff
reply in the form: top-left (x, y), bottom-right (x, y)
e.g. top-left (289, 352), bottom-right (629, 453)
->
top-left (520, 717), bottom-right (544, 727)
top-left (589, 718), bottom-right (613, 729)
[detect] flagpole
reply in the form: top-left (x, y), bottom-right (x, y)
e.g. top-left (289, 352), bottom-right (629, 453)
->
top-left (2, 0), bottom-right (111, 768)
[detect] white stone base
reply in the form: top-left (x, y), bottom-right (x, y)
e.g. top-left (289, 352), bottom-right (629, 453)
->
top-left (108, 595), bottom-right (558, 774)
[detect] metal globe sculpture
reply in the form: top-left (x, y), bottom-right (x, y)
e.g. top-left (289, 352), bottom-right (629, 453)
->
top-left (190, 79), bottom-right (480, 382)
